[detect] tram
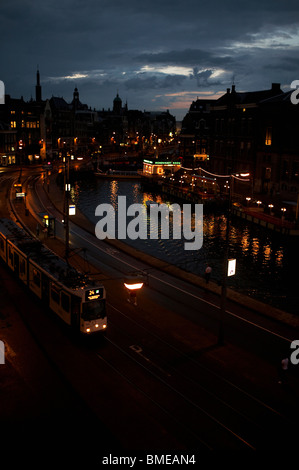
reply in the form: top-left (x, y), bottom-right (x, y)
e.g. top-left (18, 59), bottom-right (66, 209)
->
top-left (0, 218), bottom-right (107, 335)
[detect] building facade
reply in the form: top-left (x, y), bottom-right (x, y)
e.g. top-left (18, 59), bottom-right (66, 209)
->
top-left (180, 83), bottom-right (299, 203)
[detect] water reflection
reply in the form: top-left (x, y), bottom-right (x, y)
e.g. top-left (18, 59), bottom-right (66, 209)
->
top-left (110, 180), bottom-right (118, 208)
top-left (240, 229), bottom-right (250, 253)
top-left (75, 178), bottom-right (297, 315)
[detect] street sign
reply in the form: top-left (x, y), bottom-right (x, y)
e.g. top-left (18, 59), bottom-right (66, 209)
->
top-left (69, 204), bottom-right (76, 215)
top-left (228, 258), bottom-right (236, 276)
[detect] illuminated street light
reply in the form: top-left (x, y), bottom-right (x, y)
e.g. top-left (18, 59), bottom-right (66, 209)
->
top-left (124, 274), bottom-right (144, 306)
top-left (218, 172), bottom-right (250, 345)
top-left (124, 281), bottom-right (144, 290)
top-left (123, 274), bottom-right (144, 290)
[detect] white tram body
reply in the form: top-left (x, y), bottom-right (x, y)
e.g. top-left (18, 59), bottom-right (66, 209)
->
top-left (0, 218), bottom-right (107, 334)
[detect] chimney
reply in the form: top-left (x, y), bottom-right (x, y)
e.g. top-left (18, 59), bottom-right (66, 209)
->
top-left (227, 88), bottom-right (230, 94)
top-left (271, 83), bottom-right (281, 94)
top-left (231, 84), bottom-right (236, 93)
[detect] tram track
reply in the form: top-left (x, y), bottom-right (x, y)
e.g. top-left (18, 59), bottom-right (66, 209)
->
top-left (2, 171), bottom-right (253, 450)
top-left (108, 302), bottom-right (285, 417)
top-left (96, 331), bottom-right (255, 450)
top-left (6, 168), bottom-right (299, 450)
top-left (97, 302), bottom-right (298, 450)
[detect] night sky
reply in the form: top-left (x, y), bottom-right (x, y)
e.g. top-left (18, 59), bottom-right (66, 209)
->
top-left (1, 0), bottom-right (299, 120)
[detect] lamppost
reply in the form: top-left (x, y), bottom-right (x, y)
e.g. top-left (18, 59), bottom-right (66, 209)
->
top-left (218, 177), bottom-right (231, 346)
top-left (63, 144), bottom-right (70, 261)
top-left (218, 172), bottom-right (250, 345)
top-left (124, 273), bottom-right (144, 306)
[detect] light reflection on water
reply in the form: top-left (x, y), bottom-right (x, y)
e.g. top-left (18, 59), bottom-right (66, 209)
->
top-left (73, 178), bottom-right (298, 315)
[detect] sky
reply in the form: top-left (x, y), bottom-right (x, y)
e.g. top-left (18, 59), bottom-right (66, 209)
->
top-left (1, 0), bottom-right (299, 121)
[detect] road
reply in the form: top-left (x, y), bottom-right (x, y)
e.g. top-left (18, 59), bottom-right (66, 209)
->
top-left (1, 164), bottom-right (299, 453)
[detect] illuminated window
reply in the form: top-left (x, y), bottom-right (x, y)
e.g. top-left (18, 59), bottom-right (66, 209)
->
top-left (265, 127), bottom-right (272, 146)
top-left (10, 121), bottom-right (16, 128)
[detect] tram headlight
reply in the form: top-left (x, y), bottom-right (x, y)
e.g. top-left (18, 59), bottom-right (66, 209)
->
top-left (86, 328), bottom-right (91, 333)
top-left (103, 324), bottom-right (107, 329)
top-left (95, 324), bottom-right (99, 328)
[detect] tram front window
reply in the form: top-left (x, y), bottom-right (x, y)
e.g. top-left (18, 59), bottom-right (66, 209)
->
top-left (82, 300), bottom-right (106, 320)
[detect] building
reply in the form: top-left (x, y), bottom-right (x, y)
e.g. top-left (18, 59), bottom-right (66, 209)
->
top-left (96, 94), bottom-right (176, 153)
top-left (0, 73), bottom-right (177, 165)
top-left (180, 98), bottom-right (214, 168)
top-left (255, 90), bottom-right (299, 202)
top-left (179, 83), bottom-right (299, 203)
top-left (0, 122), bottom-right (17, 165)
top-left (0, 94), bottom-right (44, 164)
top-left (142, 158), bottom-right (181, 178)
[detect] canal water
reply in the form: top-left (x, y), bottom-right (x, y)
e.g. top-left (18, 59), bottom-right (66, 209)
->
top-left (70, 176), bottom-right (298, 316)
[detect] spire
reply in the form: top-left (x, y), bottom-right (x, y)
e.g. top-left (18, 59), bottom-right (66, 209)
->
top-left (73, 87), bottom-right (80, 110)
top-left (35, 67), bottom-right (42, 102)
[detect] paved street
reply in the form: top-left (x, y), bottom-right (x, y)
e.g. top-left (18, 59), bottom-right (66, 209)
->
top-left (1, 164), bottom-right (299, 454)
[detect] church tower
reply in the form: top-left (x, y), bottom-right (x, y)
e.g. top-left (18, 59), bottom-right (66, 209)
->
top-left (113, 92), bottom-right (122, 115)
top-left (73, 87), bottom-right (80, 110)
top-left (35, 68), bottom-right (42, 102)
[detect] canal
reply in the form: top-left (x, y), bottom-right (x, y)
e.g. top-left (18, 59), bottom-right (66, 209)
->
top-left (69, 176), bottom-right (298, 316)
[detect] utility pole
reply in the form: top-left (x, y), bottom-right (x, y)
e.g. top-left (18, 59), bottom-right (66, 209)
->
top-left (218, 175), bottom-right (231, 345)
top-left (64, 148), bottom-right (70, 261)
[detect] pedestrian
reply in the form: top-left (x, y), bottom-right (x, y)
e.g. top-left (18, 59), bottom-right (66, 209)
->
top-left (205, 264), bottom-right (212, 284)
top-left (278, 357), bottom-right (289, 384)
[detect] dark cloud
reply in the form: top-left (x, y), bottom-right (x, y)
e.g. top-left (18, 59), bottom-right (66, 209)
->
top-left (124, 74), bottom-right (187, 90)
top-left (1, 0), bottom-right (299, 119)
top-left (135, 49), bottom-right (233, 67)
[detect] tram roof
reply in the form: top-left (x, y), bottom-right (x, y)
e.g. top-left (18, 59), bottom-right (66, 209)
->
top-left (0, 218), bottom-right (93, 291)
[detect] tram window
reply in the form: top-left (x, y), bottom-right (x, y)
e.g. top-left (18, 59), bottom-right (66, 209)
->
top-left (82, 300), bottom-right (106, 320)
top-left (33, 269), bottom-right (40, 287)
top-left (61, 292), bottom-right (70, 312)
top-left (0, 237), bottom-right (4, 252)
top-left (51, 285), bottom-right (60, 304)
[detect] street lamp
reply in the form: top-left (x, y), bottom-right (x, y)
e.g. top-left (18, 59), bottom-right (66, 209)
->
top-left (218, 172), bottom-right (250, 345)
top-left (63, 146), bottom-right (70, 261)
top-left (124, 274), bottom-right (144, 306)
